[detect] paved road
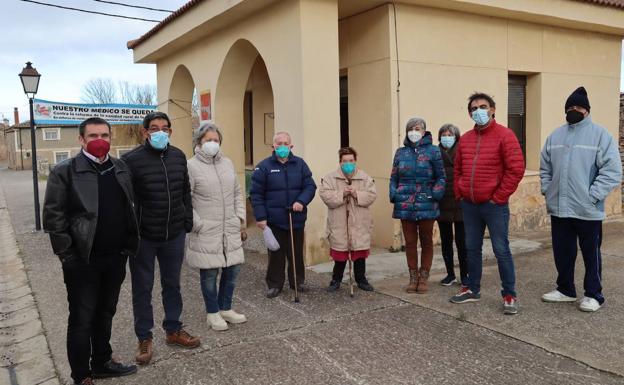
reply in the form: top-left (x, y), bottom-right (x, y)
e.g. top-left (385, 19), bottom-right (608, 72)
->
top-left (1, 166), bottom-right (622, 385)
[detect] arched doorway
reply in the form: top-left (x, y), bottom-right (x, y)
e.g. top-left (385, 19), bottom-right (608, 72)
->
top-left (214, 39), bottom-right (275, 224)
top-left (167, 64), bottom-right (196, 156)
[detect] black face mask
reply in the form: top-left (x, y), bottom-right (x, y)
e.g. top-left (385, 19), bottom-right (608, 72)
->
top-left (566, 110), bottom-right (585, 124)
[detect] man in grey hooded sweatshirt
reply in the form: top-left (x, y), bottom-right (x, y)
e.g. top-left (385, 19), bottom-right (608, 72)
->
top-left (539, 86), bottom-right (622, 312)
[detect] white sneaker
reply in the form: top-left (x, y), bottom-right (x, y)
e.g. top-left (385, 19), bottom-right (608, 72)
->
top-left (541, 290), bottom-right (577, 303)
top-left (206, 312), bottom-right (228, 331)
top-left (220, 309), bottom-right (247, 324)
top-left (579, 297), bottom-right (601, 312)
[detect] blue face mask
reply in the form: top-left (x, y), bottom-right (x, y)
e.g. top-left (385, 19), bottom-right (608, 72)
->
top-left (440, 136), bottom-right (456, 149)
top-left (471, 108), bottom-right (490, 126)
top-left (275, 145), bottom-right (290, 158)
top-left (149, 131), bottom-right (169, 150)
top-left (341, 162), bottom-right (356, 175)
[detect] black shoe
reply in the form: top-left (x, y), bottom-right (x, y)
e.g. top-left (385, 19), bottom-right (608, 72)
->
top-left (357, 281), bottom-right (374, 292)
top-left (290, 284), bottom-right (308, 293)
top-left (266, 288), bottom-right (281, 298)
top-left (92, 359), bottom-right (137, 379)
top-left (440, 275), bottom-right (457, 286)
top-left (326, 280), bottom-right (341, 292)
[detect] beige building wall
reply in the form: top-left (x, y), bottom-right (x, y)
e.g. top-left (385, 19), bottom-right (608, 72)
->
top-left (394, 3), bottom-right (622, 224)
top-left (338, 5), bottom-right (396, 249)
top-left (246, 57), bottom-right (275, 165)
top-left (132, 0), bottom-right (623, 263)
top-left (5, 125), bottom-right (142, 171)
top-left (154, 0), bottom-right (341, 264)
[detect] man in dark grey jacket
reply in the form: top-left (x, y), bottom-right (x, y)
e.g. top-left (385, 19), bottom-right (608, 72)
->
top-left (43, 117), bottom-right (138, 385)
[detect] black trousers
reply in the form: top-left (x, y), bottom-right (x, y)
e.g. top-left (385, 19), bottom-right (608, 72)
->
top-left (551, 216), bottom-right (603, 303)
top-left (332, 259), bottom-right (366, 283)
top-left (437, 220), bottom-right (468, 284)
top-left (63, 253), bottom-right (127, 383)
top-left (266, 227), bottom-right (305, 289)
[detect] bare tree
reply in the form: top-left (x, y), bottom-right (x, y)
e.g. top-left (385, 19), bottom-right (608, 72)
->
top-left (82, 78), bottom-right (157, 105)
top-left (81, 78), bottom-right (117, 104)
top-left (119, 81), bottom-right (157, 105)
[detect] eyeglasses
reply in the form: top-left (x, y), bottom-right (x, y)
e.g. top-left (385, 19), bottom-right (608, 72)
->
top-left (469, 104), bottom-right (490, 112)
top-left (147, 126), bottom-right (171, 134)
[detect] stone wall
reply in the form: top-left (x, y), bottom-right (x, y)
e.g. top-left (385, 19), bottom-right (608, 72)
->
top-left (509, 172), bottom-right (622, 233)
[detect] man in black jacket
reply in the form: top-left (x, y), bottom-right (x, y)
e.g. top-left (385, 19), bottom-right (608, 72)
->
top-left (122, 112), bottom-right (199, 365)
top-left (43, 117), bottom-right (138, 385)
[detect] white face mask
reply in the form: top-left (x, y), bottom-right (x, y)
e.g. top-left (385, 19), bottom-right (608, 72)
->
top-left (407, 130), bottom-right (423, 143)
top-left (201, 141), bottom-right (220, 156)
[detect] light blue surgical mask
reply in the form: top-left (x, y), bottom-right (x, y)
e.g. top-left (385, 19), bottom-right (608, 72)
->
top-left (471, 108), bottom-right (490, 126)
top-left (440, 136), bottom-right (456, 149)
top-left (275, 145), bottom-right (290, 158)
top-left (341, 162), bottom-right (356, 175)
top-left (149, 131), bottom-right (169, 150)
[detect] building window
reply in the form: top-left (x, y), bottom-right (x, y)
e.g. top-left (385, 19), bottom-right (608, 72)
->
top-left (54, 151), bottom-right (70, 164)
top-left (43, 128), bottom-right (61, 141)
top-left (508, 75), bottom-right (527, 159)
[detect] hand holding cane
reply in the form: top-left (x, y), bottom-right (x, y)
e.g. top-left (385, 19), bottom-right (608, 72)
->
top-left (346, 180), bottom-right (354, 298)
top-left (287, 206), bottom-right (300, 303)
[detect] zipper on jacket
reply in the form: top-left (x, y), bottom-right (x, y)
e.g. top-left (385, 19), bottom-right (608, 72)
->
top-left (284, 162), bottom-right (291, 210)
top-left (114, 170), bottom-right (142, 245)
top-left (469, 132), bottom-right (482, 203)
top-left (161, 153), bottom-right (171, 241)
top-left (213, 161), bottom-right (228, 266)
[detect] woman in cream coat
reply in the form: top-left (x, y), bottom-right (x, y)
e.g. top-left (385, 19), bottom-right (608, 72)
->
top-left (320, 147), bottom-right (377, 292)
top-left (187, 122), bottom-right (246, 331)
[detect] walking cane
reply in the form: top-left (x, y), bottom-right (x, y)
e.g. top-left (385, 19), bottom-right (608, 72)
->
top-left (287, 207), bottom-right (300, 303)
top-left (346, 180), bottom-right (354, 298)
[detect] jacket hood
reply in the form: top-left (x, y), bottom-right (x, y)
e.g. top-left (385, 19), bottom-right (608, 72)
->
top-left (194, 146), bottom-right (222, 164)
top-left (403, 131), bottom-right (433, 148)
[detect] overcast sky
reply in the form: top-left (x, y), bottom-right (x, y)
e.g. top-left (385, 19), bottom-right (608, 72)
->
top-left (1, 1), bottom-right (623, 125)
top-left (0, 0), bottom-right (188, 124)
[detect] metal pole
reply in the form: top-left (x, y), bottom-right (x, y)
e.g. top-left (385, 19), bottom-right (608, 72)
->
top-left (29, 98), bottom-right (41, 231)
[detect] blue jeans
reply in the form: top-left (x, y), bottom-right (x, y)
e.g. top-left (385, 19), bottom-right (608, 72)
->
top-left (130, 232), bottom-right (186, 341)
top-left (200, 264), bottom-right (241, 313)
top-left (461, 201), bottom-right (516, 297)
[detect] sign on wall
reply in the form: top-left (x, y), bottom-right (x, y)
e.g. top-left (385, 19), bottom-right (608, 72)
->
top-left (32, 99), bottom-right (156, 125)
top-left (200, 91), bottom-right (211, 121)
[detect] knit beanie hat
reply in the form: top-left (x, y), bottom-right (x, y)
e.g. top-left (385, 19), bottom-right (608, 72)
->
top-left (565, 87), bottom-right (590, 112)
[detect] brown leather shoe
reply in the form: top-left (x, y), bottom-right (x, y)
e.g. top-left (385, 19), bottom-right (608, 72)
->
top-left (416, 268), bottom-right (429, 294)
top-left (135, 338), bottom-right (153, 365)
top-left (406, 269), bottom-right (419, 293)
top-left (166, 329), bottom-right (201, 349)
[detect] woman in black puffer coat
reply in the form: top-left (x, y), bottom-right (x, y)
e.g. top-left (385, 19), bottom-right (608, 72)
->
top-left (437, 123), bottom-right (467, 287)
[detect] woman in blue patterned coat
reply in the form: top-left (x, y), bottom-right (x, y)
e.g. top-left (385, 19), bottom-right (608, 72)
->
top-left (390, 117), bottom-right (446, 293)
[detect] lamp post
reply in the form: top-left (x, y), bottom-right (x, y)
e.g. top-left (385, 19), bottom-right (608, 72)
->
top-left (19, 62), bottom-right (42, 231)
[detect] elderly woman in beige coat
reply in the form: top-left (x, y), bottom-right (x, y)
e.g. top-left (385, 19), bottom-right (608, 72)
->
top-left (187, 122), bottom-right (246, 331)
top-left (320, 147), bottom-right (377, 292)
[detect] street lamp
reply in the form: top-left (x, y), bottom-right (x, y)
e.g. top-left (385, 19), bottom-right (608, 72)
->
top-left (19, 62), bottom-right (42, 231)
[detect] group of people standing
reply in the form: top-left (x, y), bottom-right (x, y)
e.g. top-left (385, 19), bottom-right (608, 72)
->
top-left (388, 89), bottom-right (621, 317)
top-left (390, 93), bottom-right (525, 315)
top-left (41, 86), bottom-right (621, 385)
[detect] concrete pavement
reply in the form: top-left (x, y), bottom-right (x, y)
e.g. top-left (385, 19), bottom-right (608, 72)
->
top-left (1, 166), bottom-right (623, 385)
top-left (0, 178), bottom-right (59, 385)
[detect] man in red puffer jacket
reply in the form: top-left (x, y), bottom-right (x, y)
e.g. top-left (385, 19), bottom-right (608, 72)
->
top-left (449, 92), bottom-right (525, 315)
